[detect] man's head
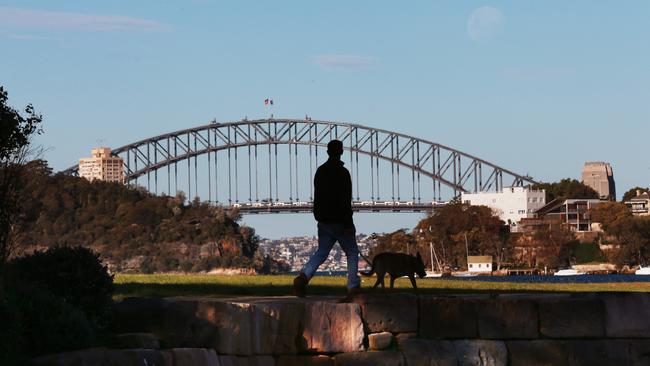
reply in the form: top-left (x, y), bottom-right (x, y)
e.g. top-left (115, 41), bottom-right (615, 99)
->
top-left (327, 140), bottom-right (344, 158)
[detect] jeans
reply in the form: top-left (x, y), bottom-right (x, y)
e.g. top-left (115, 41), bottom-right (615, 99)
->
top-left (301, 222), bottom-right (360, 289)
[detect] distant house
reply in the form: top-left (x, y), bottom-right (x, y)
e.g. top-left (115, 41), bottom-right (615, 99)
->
top-left (625, 190), bottom-right (650, 216)
top-left (467, 256), bottom-right (492, 273)
top-left (531, 198), bottom-right (603, 232)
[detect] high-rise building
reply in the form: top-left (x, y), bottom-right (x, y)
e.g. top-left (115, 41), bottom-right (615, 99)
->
top-left (581, 162), bottom-right (616, 200)
top-left (79, 147), bottom-right (124, 183)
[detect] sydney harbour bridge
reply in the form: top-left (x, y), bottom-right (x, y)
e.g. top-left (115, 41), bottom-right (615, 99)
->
top-left (63, 118), bottom-right (537, 214)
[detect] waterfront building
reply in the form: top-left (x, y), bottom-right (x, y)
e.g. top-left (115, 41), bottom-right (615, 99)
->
top-left (532, 198), bottom-right (603, 232)
top-left (467, 256), bottom-right (492, 273)
top-left (461, 186), bottom-right (546, 231)
top-left (625, 190), bottom-right (650, 216)
top-left (581, 162), bottom-right (616, 200)
top-left (79, 147), bottom-right (125, 184)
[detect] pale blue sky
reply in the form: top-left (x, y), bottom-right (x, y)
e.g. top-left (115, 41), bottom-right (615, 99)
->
top-left (1, 1), bottom-right (649, 238)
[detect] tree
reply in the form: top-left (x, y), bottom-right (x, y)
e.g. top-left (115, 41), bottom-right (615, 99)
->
top-left (0, 86), bottom-right (42, 286)
top-left (621, 187), bottom-right (649, 203)
top-left (607, 217), bottom-right (650, 266)
top-left (589, 201), bottom-right (631, 232)
top-left (413, 203), bottom-right (509, 270)
top-left (532, 178), bottom-right (599, 202)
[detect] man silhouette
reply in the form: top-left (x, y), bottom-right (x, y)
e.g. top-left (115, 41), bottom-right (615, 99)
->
top-left (292, 139), bottom-right (360, 297)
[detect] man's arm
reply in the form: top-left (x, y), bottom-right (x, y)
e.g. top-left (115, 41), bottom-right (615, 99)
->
top-left (343, 168), bottom-right (354, 230)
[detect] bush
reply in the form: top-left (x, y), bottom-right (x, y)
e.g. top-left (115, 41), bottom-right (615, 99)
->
top-left (12, 283), bottom-right (96, 358)
top-left (7, 246), bottom-right (114, 328)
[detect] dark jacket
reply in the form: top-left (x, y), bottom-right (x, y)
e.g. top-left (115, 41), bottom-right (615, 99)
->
top-left (313, 158), bottom-right (354, 228)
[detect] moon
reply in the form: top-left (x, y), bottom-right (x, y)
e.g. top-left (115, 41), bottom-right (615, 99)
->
top-left (467, 6), bottom-right (504, 42)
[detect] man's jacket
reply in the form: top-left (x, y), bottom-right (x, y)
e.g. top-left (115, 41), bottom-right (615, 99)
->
top-left (313, 159), bottom-right (354, 228)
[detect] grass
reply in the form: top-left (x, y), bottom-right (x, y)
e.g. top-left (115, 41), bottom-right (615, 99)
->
top-left (113, 274), bottom-right (650, 300)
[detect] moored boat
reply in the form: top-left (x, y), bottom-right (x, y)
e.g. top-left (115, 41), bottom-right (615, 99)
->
top-left (635, 267), bottom-right (650, 275)
top-left (553, 268), bottom-right (585, 276)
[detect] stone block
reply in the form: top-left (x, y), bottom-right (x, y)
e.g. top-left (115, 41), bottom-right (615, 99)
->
top-left (31, 348), bottom-right (110, 366)
top-left (167, 348), bottom-right (220, 366)
top-left (276, 355), bottom-right (334, 366)
top-left (629, 340), bottom-right (650, 366)
top-left (478, 298), bottom-right (538, 339)
top-left (219, 355), bottom-right (275, 366)
top-left (564, 340), bottom-right (629, 366)
top-left (247, 301), bottom-right (304, 355)
top-left (111, 333), bottom-right (160, 349)
top-left (539, 297), bottom-right (605, 338)
top-left (454, 340), bottom-right (507, 366)
top-left (604, 293), bottom-right (650, 337)
top-left (399, 338), bottom-right (457, 366)
top-left (507, 340), bottom-right (568, 366)
top-left (352, 293), bottom-right (418, 333)
top-left (333, 351), bottom-right (406, 366)
top-left (300, 301), bottom-right (364, 353)
top-left (395, 332), bottom-right (417, 343)
top-left (111, 297), bottom-right (168, 334)
top-left (368, 332), bottom-right (393, 350)
top-left (419, 296), bottom-right (479, 339)
top-left (103, 349), bottom-right (174, 366)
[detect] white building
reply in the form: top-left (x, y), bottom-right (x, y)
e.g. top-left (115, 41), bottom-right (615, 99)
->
top-left (468, 256), bottom-right (492, 273)
top-left (461, 186), bottom-right (546, 231)
top-left (79, 147), bottom-right (125, 184)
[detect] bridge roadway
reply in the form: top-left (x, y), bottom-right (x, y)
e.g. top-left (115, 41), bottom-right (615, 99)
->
top-left (232, 201), bottom-right (447, 214)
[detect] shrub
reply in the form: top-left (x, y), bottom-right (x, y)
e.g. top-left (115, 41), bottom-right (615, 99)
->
top-left (7, 246), bottom-right (114, 328)
top-left (1, 283), bottom-right (96, 362)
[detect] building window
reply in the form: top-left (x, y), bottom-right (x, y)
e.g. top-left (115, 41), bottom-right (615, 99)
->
top-left (469, 264), bottom-right (473, 268)
top-left (478, 264), bottom-right (481, 268)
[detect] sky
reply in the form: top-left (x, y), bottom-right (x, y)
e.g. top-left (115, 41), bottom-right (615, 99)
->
top-left (1, 1), bottom-right (649, 238)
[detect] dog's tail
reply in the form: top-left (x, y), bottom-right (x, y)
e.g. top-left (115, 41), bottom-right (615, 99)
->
top-left (359, 254), bottom-right (375, 277)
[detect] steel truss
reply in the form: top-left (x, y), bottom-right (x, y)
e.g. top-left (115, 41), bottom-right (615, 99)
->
top-left (63, 119), bottom-right (537, 209)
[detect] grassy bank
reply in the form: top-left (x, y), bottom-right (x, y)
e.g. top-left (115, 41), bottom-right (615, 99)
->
top-left (113, 274), bottom-right (650, 300)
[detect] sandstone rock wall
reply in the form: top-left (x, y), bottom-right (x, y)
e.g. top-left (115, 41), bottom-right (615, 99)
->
top-left (34, 293), bottom-right (650, 365)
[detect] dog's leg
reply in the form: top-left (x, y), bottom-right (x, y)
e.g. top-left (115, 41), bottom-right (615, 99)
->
top-left (373, 275), bottom-right (381, 289)
top-left (390, 275), bottom-right (396, 289)
top-left (409, 274), bottom-right (418, 291)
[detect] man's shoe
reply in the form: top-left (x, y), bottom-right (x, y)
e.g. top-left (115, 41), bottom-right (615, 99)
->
top-left (338, 286), bottom-right (363, 303)
top-left (292, 273), bottom-right (308, 298)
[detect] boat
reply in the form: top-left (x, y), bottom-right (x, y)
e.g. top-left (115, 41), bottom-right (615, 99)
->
top-left (425, 271), bottom-right (443, 278)
top-left (452, 272), bottom-right (478, 277)
top-left (635, 267), bottom-right (650, 275)
top-left (553, 269), bottom-right (585, 276)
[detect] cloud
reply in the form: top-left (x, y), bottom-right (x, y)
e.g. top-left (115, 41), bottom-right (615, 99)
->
top-left (0, 7), bottom-right (167, 32)
top-left (311, 54), bottom-right (376, 70)
top-left (0, 32), bottom-right (61, 41)
top-left (467, 6), bottom-right (504, 42)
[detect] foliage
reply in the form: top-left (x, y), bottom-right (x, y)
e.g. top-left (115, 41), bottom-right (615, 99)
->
top-left (0, 85), bottom-right (43, 284)
top-left (0, 283), bottom-right (95, 364)
top-left (570, 242), bottom-right (605, 264)
top-left (412, 202), bottom-right (509, 270)
top-left (532, 178), bottom-right (599, 202)
top-left (606, 216), bottom-right (650, 266)
top-left (7, 246), bottom-right (114, 328)
top-left (621, 187), bottom-right (649, 202)
top-left (14, 160), bottom-right (261, 273)
top-left (368, 229), bottom-right (415, 258)
top-left (589, 201), bottom-right (631, 232)
top-left (529, 223), bottom-right (575, 268)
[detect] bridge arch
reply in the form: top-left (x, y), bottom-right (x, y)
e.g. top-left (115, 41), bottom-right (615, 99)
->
top-left (64, 119), bottom-right (537, 208)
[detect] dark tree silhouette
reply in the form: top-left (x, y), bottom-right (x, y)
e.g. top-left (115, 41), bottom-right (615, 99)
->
top-left (0, 86), bottom-right (42, 286)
